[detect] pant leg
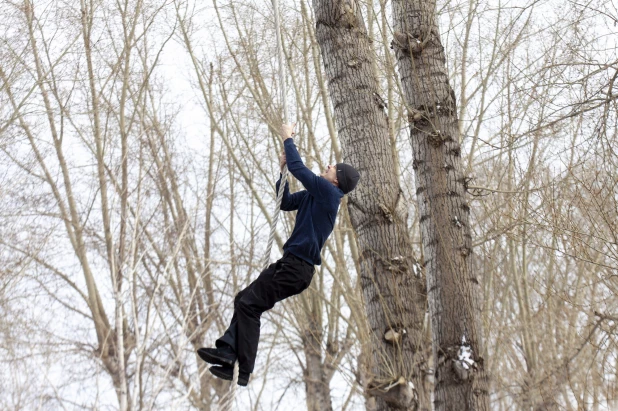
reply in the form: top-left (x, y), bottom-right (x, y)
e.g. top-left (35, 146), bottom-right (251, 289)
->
top-left (234, 254), bottom-right (314, 373)
top-left (215, 282), bottom-right (253, 351)
top-left (215, 309), bottom-right (238, 351)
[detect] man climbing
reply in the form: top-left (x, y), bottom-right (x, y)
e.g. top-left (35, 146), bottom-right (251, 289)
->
top-left (197, 123), bottom-right (360, 386)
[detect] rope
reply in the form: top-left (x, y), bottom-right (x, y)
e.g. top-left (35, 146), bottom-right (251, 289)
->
top-left (264, 0), bottom-right (289, 272)
top-left (220, 0), bottom-right (289, 408)
top-left (218, 361), bottom-right (240, 411)
top-left (261, 166), bottom-right (288, 270)
top-left (272, 0), bottom-right (288, 122)
top-left (260, 0), bottom-right (290, 275)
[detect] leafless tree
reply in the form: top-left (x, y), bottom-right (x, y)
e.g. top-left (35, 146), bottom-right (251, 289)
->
top-left (2, 0), bottom-right (618, 409)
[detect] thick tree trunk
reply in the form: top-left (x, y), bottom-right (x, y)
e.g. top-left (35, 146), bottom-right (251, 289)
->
top-left (390, 1), bottom-right (490, 410)
top-left (312, 1), bottom-right (430, 409)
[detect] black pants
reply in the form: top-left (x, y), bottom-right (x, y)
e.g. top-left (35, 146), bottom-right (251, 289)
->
top-left (216, 252), bottom-right (314, 373)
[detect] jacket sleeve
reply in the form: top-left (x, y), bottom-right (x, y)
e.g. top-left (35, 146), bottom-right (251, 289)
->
top-left (276, 175), bottom-right (307, 211)
top-left (283, 138), bottom-right (330, 201)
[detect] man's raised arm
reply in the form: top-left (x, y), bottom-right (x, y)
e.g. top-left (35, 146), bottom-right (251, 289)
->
top-left (279, 124), bottom-right (326, 199)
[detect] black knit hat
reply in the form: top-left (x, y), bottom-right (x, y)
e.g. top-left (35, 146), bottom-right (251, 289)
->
top-left (336, 163), bottom-right (360, 194)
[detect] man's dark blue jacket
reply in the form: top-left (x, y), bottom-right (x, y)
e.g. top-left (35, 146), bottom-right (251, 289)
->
top-left (275, 138), bottom-right (343, 266)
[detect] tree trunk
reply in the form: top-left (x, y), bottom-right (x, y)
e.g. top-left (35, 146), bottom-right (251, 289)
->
top-left (312, 0), bottom-right (430, 409)
top-left (303, 293), bottom-right (334, 411)
top-left (390, 1), bottom-right (490, 409)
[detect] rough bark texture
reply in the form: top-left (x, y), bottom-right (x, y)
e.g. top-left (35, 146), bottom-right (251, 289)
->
top-left (312, 0), bottom-right (430, 409)
top-left (390, 1), bottom-right (490, 409)
top-left (303, 303), bottom-right (334, 411)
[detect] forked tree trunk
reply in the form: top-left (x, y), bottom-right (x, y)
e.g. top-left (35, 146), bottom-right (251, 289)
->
top-left (390, 1), bottom-right (490, 409)
top-left (312, 0), bottom-right (431, 409)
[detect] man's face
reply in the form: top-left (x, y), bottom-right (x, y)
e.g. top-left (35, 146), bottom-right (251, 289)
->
top-left (321, 164), bottom-right (338, 186)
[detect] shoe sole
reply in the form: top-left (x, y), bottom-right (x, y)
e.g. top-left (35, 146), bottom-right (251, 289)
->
top-left (197, 348), bottom-right (235, 367)
top-left (209, 366), bottom-right (249, 386)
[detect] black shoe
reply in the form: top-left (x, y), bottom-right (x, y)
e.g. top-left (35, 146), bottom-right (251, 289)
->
top-left (197, 346), bottom-right (236, 367)
top-left (209, 365), bottom-right (250, 386)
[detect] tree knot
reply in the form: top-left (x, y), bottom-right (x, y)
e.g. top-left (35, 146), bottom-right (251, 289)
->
top-left (391, 31), bottom-right (423, 55)
top-left (427, 130), bottom-right (445, 147)
top-left (383, 324), bottom-right (407, 345)
top-left (379, 203), bottom-right (394, 222)
top-left (367, 375), bottom-right (418, 409)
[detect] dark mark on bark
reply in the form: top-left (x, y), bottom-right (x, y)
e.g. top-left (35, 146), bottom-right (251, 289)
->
top-left (459, 246), bottom-right (472, 257)
top-left (428, 130), bottom-right (444, 147)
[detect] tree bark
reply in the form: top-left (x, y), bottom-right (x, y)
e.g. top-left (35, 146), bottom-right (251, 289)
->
top-left (302, 291), bottom-right (334, 411)
top-left (390, 1), bottom-right (490, 409)
top-left (312, 0), bottom-right (431, 409)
